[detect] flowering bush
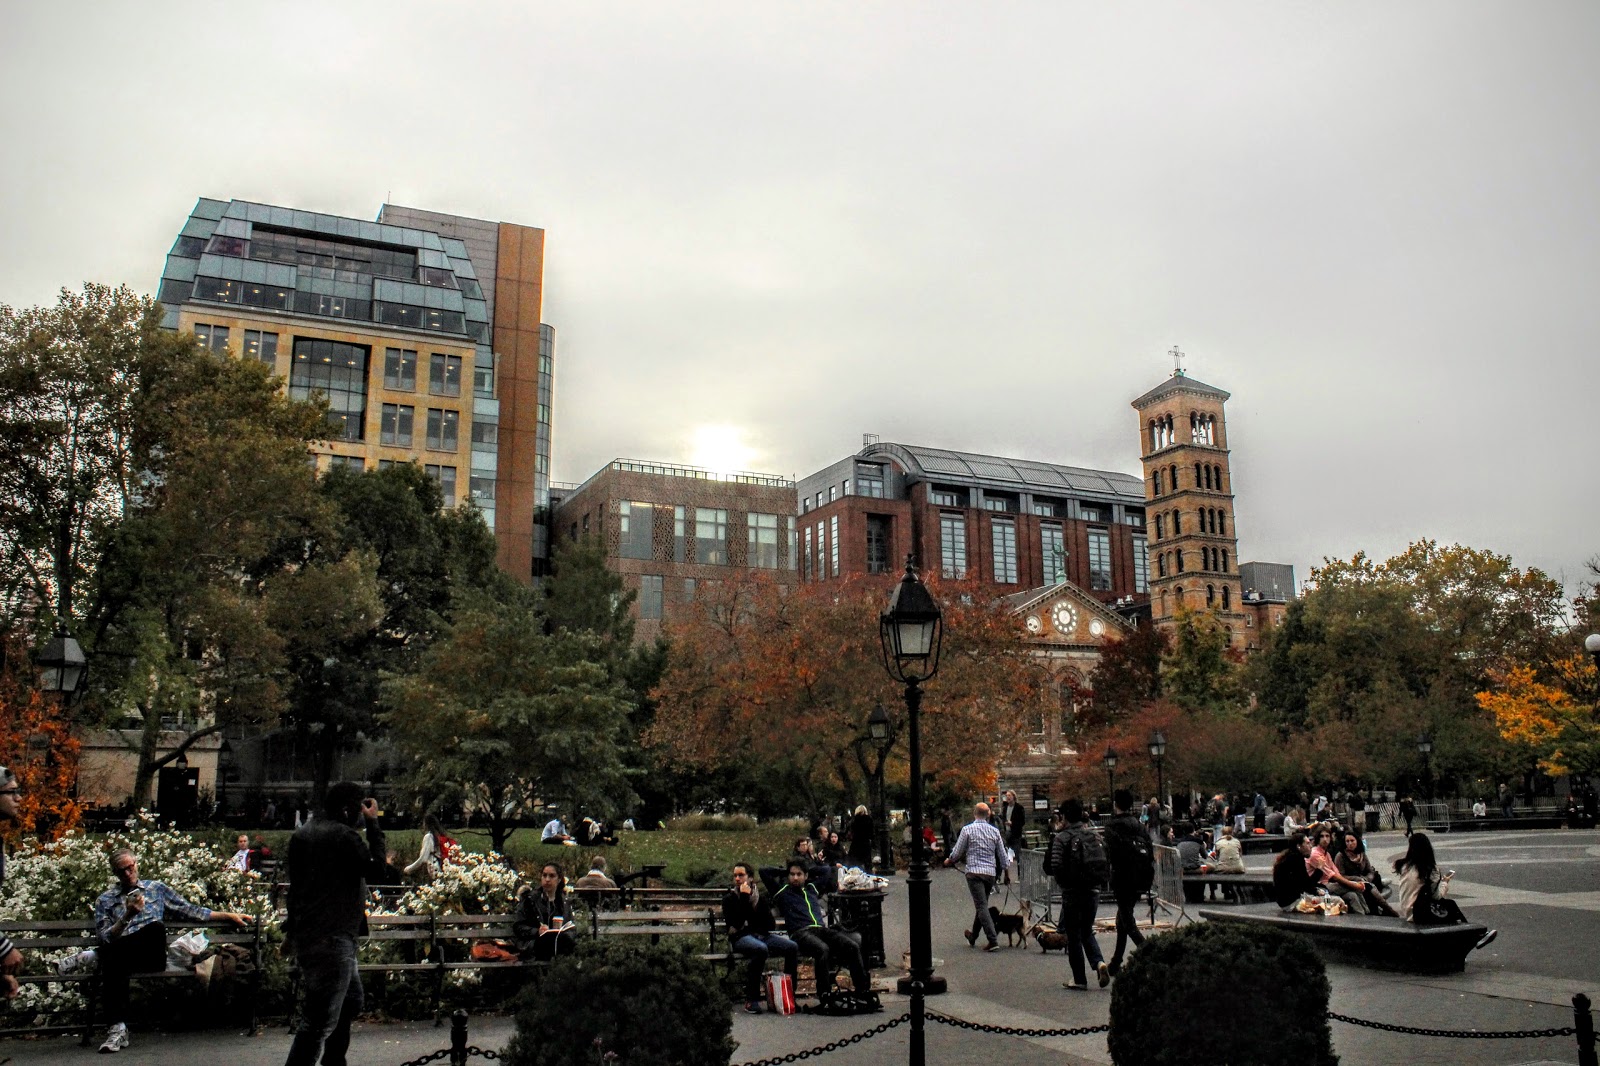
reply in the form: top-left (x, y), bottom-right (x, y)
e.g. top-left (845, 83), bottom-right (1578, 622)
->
top-left (377, 849), bottom-right (523, 917)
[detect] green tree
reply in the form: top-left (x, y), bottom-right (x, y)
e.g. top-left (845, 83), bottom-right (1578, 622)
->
top-left (1085, 623), bottom-right (1168, 722)
top-left (1162, 608), bottom-right (1240, 714)
top-left (380, 594), bottom-right (637, 852)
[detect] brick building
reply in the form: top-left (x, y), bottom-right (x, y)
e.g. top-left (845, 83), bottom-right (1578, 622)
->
top-left (551, 460), bottom-right (800, 642)
top-left (794, 442), bottom-right (1150, 603)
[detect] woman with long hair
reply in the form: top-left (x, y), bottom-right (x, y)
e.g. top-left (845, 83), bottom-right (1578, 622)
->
top-left (404, 813), bottom-right (448, 880)
top-left (514, 862), bottom-right (578, 960)
top-left (1392, 833), bottom-right (1496, 949)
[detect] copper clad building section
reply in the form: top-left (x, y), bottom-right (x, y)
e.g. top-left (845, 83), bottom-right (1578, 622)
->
top-left (493, 222), bottom-right (547, 580)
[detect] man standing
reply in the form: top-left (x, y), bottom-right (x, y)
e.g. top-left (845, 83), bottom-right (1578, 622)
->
top-left (1101, 790), bottom-right (1152, 978)
top-left (995, 790), bottom-right (1026, 884)
top-left (724, 862), bottom-right (799, 1014)
top-left (227, 834), bottom-right (252, 872)
top-left (944, 802), bottom-right (1006, 951)
top-left (771, 861), bottom-right (872, 1007)
top-left (1047, 799), bottom-right (1109, 990)
top-left (63, 848), bottom-right (251, 1052)
top-left (283, 783), bottom-right (386, 1066)
top-left (0, 767), bottom-right (25, 999)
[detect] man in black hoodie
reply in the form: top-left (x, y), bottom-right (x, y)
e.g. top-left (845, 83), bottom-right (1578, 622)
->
top-left (723, 862), bottom-right (799, 1013)
top-left (1101, 790), bottom-right (1152, 977)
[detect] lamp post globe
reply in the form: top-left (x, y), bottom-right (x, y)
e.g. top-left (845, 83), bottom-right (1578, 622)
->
top-left (879, 558), bottom-right (945, 1064)
top-left (1102, 746), bottom-right (1118, 804)
top-left (1585, 632), bottom-right (1600, 669)
top-left (1147, 730), bottom-right (1167, 811)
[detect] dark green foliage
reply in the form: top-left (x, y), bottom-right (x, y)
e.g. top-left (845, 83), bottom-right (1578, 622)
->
top-left (504, 939), bottom-right (734, 1066)
top-left (1108, 922), bottom-right (1336, 1066)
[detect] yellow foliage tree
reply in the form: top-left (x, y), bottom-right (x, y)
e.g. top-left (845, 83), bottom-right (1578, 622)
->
top-left (1476, 655), bottom-right (1597, 776)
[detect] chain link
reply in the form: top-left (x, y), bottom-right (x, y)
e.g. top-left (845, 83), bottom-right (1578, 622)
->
top-left (732, 1012), bottom-right (909, 1066)
top-left (394, 1049), bottom-right (453, 1066)
top-left (465, 1047), bottom-right (501, 1060)
top-left (1326, 1011), bottom-right (1578, 1040)
top-left (925, 1008), bottom-right (1109, 1038)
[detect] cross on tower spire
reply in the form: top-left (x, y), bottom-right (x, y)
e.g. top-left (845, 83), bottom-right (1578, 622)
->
top-left (1170, 345), bottom-right (1186, 376)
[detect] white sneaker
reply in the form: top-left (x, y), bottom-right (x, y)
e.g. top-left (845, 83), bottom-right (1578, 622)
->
top-left (54, 949), bottom-right (96, 976)
top-left (98, 1023), bottom-right (129, 1054)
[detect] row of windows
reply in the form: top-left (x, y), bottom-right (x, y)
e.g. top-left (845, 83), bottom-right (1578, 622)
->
top-left (940, 515), bottom-right (1134, 592)
top-left (1158, 583), bottom-right (1232, 612)
top-left (328, 458), bottom-right (463, 504)
top-left (617, 503), bottom-right (793, 569)
top-left (1151, 462), bottom-right (1227, 496)
top-left (382, 348), bottom-right (463, 396)
top-left (1154, 547), bottom-right (1229, 577)
top-left (1153, 506), bottom-right (1227, 540)
top-left (636, 574), bottom-right (716, 620)
top-left (1148, 410), bottom-right (1221, 452)
top-left (374, 405), bottom-right (459, 450)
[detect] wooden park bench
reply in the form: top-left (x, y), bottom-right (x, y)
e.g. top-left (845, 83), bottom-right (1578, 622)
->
top-left (1198, 902), bottom-right (1490, 973)
top-left (0, 916), bottom-right (267, 1045)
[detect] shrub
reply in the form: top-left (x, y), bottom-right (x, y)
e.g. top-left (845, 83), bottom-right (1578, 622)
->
top-left (665, 814), bottom-right (757, 832)
top-left (1108, 922), bottom-right (1337, 1066)
top-left (504, 939), bottom-right (734, 1066)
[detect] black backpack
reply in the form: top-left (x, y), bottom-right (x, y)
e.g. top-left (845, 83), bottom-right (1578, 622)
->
top-left (1112, 824), bottom-right (1156, 894)
top-left (1054, 827), bottom-right (1109, 892)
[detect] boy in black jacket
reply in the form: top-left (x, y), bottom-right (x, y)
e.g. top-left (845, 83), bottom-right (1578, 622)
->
top-left (723, 862), bottom-right (799, 1013)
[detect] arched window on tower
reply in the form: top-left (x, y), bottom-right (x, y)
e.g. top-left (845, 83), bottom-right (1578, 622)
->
top-left (1160, 589), bottom-right (1170, 615)
top-left (1170, 464), bottom-right (1178, 490)
top-left (1213, 465), bottom-right (1224, 491)
top-left (1217, 511), bottom-right (1226, 535)
top-left (1156, 514), bottom-right (1165, 540)
top-left (1222, 585), bottom-right (1231, 610)
top-left (1203, 466), bottom-right (1212, 490)
top-left (1206, 584), bottom-right (1215, 605)
top-left (1175, 585), bottom-right (1185, 606)
top-left (1156, 553), bottom-right (1167, 577)
top-left (1194, 461), bottom-right (1202, 489)
top-left (1221, 549), bottom-right (1229, 572)
top-left (1176, 550), bottom-right (1185, 573)
top-left (1173, 510), bottom-right (1182, 535)
top-left (1152, 468), bottom-right (1162, 496)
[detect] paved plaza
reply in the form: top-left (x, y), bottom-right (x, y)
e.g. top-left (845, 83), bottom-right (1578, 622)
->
top-left (1, 829), bottom-right (1595, 1065)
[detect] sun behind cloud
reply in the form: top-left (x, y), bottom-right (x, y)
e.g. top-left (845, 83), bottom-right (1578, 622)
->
top-left (689, 425), bottom-right (757, 476)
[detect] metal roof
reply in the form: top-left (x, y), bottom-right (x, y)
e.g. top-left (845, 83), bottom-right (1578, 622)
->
top-left (865, 443), bottom-right (1144, 501)
top-left (1130, 372), bottom-right (1231, 408)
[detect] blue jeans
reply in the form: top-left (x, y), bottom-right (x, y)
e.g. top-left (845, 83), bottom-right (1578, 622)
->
top-left (733, 932), bottom-right (799, 1000)
top-left (286, 935), bottom-right (361, 1066)
top-left (964, 873), bottom-right (998, 946)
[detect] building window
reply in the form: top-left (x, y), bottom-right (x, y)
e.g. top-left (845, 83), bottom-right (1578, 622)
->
top-left (243, 330), bottom-right (278, 364)
top-left (1152, 469), bottom-right (1162, 495)
top-left (193, 323), bottom-right (229, 352)
top-left (1207, 584), bottom-right (1216, 606)
top-left (380, 403), bottom-right (414, 447)
top-left (1133, 534), bottom-right (1149, 593)
top-left (327, 454), bottom-right (364, 472)
top-left (857, 463), bottom-right (885, 498)
top-left (472, 421), bottom-right (498, 446)
top-left (939, 513), bottom-right (967, 579)
top-left (931, 488), bottom-right (962, 507)
top-left (865, 516), bottom-right (890, 575)
top-left (673, 506), bottom-right (687, 563)
top-left (682, 578), bottom-right (696, 603)
top-left (425, 408), bottom-right (459, 451)
top-left (1155, 514), bottom-right (1165, 540)
top-left (473, 364), bottom-right (494, 396)
top-left (385, 348), bottom-right (418, 390)
top-left (786, 517), bottom-right (798, 571)
top-left (470, 475), bottom-right (495, 502)
top-left (827, 486), bottom-right (836, 504)
top-left (1087, 528), bottom-right (1112, 591)
top-left (639, 575), bottom-right (663, 620)
top-left (424, 464), bottom-right (456, 503)
top-left (537, 403), bottom-right (550, 424)
top-left (429, 353), bottom-right (463, 397)
top-left (695, 507), bottom-right (728, 565)
top-left (991, 517), bottom-right (1017, 584)
top-left (1222, 585), bottom-right (1231, 610)
top-left (815, 521), bottom-right (825, 577)
top-left (290, 338), bottom-right (369, 442)
top-left (1220, 549), bottom-right (1229, 572)
top-left (748, 512), bottom-right (779, 569)
top-left (1081, 504), bottom-right (1107, 523)
top-left (801, 496), bottom-right (811, 514)
top-left (1125, 509), bottom-right (1145, 528)
top-left (1173, 510), bottom-right (1182, 535)
top-left (984, 498), bottom-right (1011, 513)
top-left (1156, 552), bottom-right (1167, 578)
top-left (830, 515), bottom-right (840, 577)
top-left (1217, 511), bottom-right (1227, 536)
top-left (1176, 549), bottom-right (1185, 573)
top-left (803, 526), bottom-right (813, 580)
top-left (1041, 523), bottom-right (1065, 585)
top-left (619, 501), bottom-right (654, 560)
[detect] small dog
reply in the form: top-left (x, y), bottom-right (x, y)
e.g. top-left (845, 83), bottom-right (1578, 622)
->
top-left (1033, 922), bottom-right (1069, 953)
top-left (988, 907), bottom-right (1027, 947)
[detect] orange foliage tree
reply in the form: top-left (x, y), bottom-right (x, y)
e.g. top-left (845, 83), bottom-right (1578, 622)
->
top-left (0, 631), bottom-right (82, 841)
top-left (645, 570), bottom-right (1046, 819)
top-left (1476, 655), bottom-right (1598, 777)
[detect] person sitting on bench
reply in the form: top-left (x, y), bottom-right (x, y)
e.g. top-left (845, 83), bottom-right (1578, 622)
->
top-left (724, 862), bottom-right (799, 1014)
top-left (770, 859), bottom-right (871, 1006)
top-left (514, 863), bottom-right (579, 961)
top-left (1307, 825), bottom-right (1373, 914)
top-left (1393, 833), bottom-right (1496, 950)
top-left (1335, 829), bottom-right (1397, 917)
top-left (1270, 831), bottom-right (1325, 909)
top-left (62, 848), bottom-right (250, 1054)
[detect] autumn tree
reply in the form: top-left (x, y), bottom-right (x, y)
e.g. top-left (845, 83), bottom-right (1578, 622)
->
top-left (1477, 655), bottom-right (1599, 778)
top-left (1083, 623), bottom-right (1168, 724)
top-left (645, 571), bottom-right (1046, 821)
top-left (381, 594), bottom-right (636, 852)
top-left (0, 630), bottom-right (81, 841)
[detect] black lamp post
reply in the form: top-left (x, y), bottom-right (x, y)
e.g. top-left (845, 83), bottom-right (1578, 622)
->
top-left (1103, 746), bottom-right (1119, 804)
top-left (867, 703), bottom-right (895, 876)
top-left (33, 627), bottom-right (87, 701)
top-left (880, 558), bottom-right (945, 1064)
top-left (1148, 730), bottom-right (1167, 812)
top-left (1417, 732), bottom-right (1434, 804)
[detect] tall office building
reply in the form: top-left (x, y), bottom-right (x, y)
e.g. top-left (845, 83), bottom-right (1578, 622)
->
top-left (155, 198), bottom-right (554, 581)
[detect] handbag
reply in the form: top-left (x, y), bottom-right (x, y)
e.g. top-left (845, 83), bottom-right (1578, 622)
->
top-left (765, 972), bottom-right (796, 1016)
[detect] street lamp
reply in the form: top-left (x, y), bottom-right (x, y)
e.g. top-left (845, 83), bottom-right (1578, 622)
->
top-left (1585, 632), bottom-right (1600, 671)
top-left (33, 628), bottom-right (86, 700)
top-left (1417, 732), bottom-right (1434, 804)
top-left (867, 703), bottom-right (894, 876)
top-left (1102, 746), bottom-right (1119, 804)
top-left (879, 557), bottom-right (945, 1064)
top-left (1148, 730), bottom-right (1167, 813)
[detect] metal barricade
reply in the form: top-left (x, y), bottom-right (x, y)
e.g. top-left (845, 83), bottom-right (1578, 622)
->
top-left (1151, 843), bottom-right (1189, 926)
top-left (1017, 847), bottom-right (1061, 922)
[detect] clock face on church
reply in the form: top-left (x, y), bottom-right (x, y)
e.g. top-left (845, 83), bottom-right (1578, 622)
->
top-left (1052, 603), bottom-right (1077, 633)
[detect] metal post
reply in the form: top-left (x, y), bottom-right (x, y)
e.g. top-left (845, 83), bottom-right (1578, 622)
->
top-left (903, 678), bottom-right (928, 1066)
top-left (874, 760), bottom-right (892, 877)
top-left (1575, 993), bottom-right (1596, 1066)
top-left (1155, 757), bottom-right (1165, 814)
top-left (450, 1009), bottom-right (469, 1066)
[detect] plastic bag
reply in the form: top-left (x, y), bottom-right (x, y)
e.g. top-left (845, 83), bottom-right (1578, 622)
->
top-left (167, 929), bottom-right (210, 970)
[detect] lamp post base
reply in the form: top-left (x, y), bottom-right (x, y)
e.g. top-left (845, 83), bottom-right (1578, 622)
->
top-left (896, 974), bottom-right (947, 996)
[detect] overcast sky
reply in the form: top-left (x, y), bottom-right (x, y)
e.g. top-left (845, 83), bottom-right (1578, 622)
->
top-left (3, 2), bottom-right (1595, 604)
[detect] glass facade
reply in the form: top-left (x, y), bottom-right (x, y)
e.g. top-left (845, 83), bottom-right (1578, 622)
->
top-left (290, 338), bottom-right (369, 442)
top-left (748, 512), bottom-right (779, 569)
top-left (619, 501), bottom-right (654, 560)
top-left (939, 513), bottom-right (967, 579)
top-left (991, 517), bottom-right (1017, 584)
top-left (1088, 528), bottom-right (1112, 591)
top-left (1041, 523), bottom-right (1066, 585)
top-left (695, 508), bottom-right (728, 565)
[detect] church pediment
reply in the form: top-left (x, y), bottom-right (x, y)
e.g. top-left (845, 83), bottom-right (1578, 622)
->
top-left (1011, 581), bottom-right (1131, 647)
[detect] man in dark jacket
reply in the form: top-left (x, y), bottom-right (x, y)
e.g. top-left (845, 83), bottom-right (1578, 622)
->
top-left (1271, 831), bottom-right (1322, 909)
top-left (1101, 790), bottom-right (1150, 977)
top-left (724, 862), bottom-right (799, 1013)
top-left (283, 782), bottom-right (385, 1066)
top-left (770, 860), bottom-right (872, 1006)
top-left (1046, 799), bottom-right (1108, 991)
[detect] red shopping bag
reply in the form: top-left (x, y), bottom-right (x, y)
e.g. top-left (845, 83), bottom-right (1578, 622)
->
top-left (765, 972), bottom-right (796, 1016)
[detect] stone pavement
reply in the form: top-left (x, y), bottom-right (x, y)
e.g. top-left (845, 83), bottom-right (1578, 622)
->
top-left (2, 829), bottom-right (1595, 1065)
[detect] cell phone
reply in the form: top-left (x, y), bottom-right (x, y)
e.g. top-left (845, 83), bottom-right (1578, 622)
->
top-left (1445, 869), bottom-right (1456, 878)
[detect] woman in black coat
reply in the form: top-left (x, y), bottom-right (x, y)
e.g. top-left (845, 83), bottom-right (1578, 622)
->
top-left (846, 806), bottom-right (876, 869)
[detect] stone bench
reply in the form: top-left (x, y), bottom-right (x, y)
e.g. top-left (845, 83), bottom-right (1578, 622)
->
top-left (1198, 903), bottom-right (1488, 973)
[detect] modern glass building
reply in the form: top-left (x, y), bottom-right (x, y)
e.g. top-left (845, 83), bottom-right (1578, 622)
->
top-left (156, 198), bottom-right (555, 580)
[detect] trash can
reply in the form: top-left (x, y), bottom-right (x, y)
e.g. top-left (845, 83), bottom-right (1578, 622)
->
top-left (1365, 811), bottom-right (1379, 832)
top-left (828, 889), bottom-right (887, 969)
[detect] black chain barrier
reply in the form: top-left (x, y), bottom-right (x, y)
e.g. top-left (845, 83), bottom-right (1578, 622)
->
top-left (1327, 1011), bottom-right (1577, 1040)
top-left (731, 1012), bottom-right (909, 1066)
top-left (394, 1050), bottom-right (452, 1066)
top-left (925, 1008), bottom-right (1109, 1038)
